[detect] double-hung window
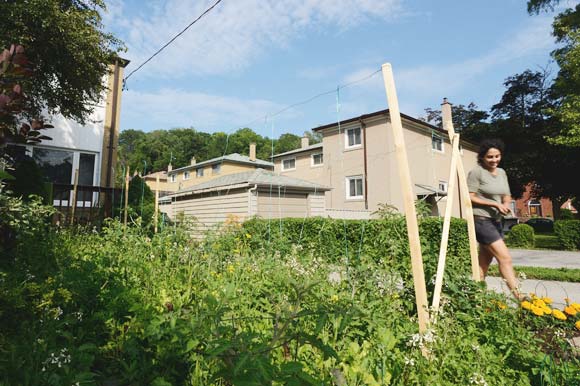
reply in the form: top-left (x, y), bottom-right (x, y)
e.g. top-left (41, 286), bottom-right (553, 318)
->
top-left (311, 153), bottom-right (323, 166)
top-left (346, 175), bottom-right (364, 199)
top-left (345, 127), bottom-right (362, 148)
top-left (212, 164), bottom-right (221, 175)
top-left (196, 168), bottom-right (204, 178)
top-left (282, 158), bottom-right (296, 171)
top-left (170, 174), bottom-right (176, 183)
top-left (183, 171), bottom-right (190, 180)
top-left (432, 134), bottom-right (444, 152)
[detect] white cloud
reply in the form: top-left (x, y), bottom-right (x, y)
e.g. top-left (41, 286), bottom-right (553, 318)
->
top-left (107, 0), bottom-right (403, 80)
top-left (121, 88), bottom-right (288, 133)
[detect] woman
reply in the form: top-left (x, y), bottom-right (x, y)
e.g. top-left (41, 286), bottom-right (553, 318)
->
top-left (467, 139), bottom-right (521, 299)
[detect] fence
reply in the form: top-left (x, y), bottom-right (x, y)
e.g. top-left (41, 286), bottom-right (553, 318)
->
top-left (51, 183), bottom-right (121, 225)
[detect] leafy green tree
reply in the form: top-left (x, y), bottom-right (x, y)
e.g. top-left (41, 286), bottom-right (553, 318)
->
top-left (528, 0), bottom-right (580, 146)
top-left (0, 0), bottom-right (123, 124)
top-left (421, 102), bottom-right (490, 142)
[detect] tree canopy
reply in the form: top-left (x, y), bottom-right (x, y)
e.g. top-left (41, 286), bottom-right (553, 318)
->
top-left (0, 0), bottom-right (124, 124)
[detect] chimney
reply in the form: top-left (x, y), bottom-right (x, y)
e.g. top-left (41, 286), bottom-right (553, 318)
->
top-left (301, 136), bottom-right (309, 148)
top-left (167, 163), bottom-right (173, 172)
top-left (249, 142), bottom-right (256, 161)
top-left (190, 156), bottom-right (196, 166)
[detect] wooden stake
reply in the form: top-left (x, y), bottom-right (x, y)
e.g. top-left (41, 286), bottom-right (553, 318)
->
top-left (70, 168), bottom-right (79, 225)
top-left (154, 175), bottom-right (160, 233)
top-left (124, 166), bottom-right (130, 230)
top-left (441, 101), bottom-right (480, 281)
top-left (382, 63), bottom-right (429, 333)
top-left (432, 134), bottom-right (460, 312)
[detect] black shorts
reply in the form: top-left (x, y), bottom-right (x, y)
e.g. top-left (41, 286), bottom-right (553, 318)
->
top-left (474, 217), bottom-right (503, 245)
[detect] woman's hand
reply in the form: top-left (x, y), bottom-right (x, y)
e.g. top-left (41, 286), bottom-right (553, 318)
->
top-left (496, 203), bottom-right (512, 215)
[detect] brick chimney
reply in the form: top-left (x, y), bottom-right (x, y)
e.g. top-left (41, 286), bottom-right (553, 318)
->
top-left (249, 142), bottom-right (256, 161)
top-left (301, 136), bottom-right (309, 148)
top-left (167, 163), bottom-right (173, 172)
top-left (190, 156), bottom-right (196, 166)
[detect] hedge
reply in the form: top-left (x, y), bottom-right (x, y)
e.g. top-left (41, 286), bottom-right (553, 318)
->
top-left (554, 220), bottom-right (580, 250)
top-left (241, 216), bottom-right (472, 291)
top-left (507, 224), bottom-right (535, 248)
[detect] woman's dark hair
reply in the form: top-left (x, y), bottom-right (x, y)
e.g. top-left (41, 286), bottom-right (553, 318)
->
top-left (477, 138), bottom-right (505, 166)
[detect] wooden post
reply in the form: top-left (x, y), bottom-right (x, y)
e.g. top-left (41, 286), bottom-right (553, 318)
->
top-left (441, 100), bottom-right (480, 281)
top-left (154, 175), bottom-right (160, 233)
top-left (70, 168), bottom-right (79, 225)
top-left (432, 134), bottom-right (460, 312)
top-left (123, 166), bottom-right (130, 230)
top-left (382, 63), bottom-right (429, 333)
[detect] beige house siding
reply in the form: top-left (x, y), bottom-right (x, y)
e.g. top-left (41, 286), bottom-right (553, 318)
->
top-left (308, 192), bottom-right (326, 217)
top-left (171, 189), bottom-right (249, 233)
top-left (256, 190), bottom-right (309, 219)
top-left (168, 162), bottom-right (269, 191)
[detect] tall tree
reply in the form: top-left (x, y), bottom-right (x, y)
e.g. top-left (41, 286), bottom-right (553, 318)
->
top-left (420, 102), bottom-right (490, 142)
top-left (0, 0), bottom-right (124, 125)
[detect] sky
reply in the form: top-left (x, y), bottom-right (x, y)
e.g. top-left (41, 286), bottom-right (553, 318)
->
top-left (102, 0), bottom-right (570, 139)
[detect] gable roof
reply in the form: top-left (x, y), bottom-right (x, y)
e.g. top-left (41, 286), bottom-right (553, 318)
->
top-left (271, 143), bottom-right (323, 159)
top-left (163, 168), bottom-right (330, 199)
top-left (169, 153), bottom-right (273, 174)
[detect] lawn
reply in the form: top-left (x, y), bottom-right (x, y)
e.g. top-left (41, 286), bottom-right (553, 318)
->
top-left (488, 266), bottom-right (580, 283)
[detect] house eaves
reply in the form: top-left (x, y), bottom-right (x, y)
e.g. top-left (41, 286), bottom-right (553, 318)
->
top-left (271, 143), bottom-right (323, 159)
top-left (169, 153), bottom-right (274, 174)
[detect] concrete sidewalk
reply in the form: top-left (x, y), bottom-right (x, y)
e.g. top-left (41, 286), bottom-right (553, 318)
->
top-left (486, 277), bottom-right (580, 306)
top-left (510, 249), bottom-right (580, 269)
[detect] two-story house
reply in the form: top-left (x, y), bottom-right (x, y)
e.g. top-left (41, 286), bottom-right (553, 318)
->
top-left (273, 109), bottom-right (480, 219)
top-left (166, 143), bottom-right (274, 192)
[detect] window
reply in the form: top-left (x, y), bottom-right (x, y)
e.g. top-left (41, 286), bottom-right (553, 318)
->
top-left (33, 148), bottom-right (74, 184)
top-left (438, 180), bottom-right (448, 193)
top-left (78, 153), bottom-right (96, 204)
top-left (170, 174), bottom-right (176, 183)
top-left (346, 175), bottom-right (364, 199)
top-left (432, 134), bottom-right (443, 152)
top-left (196, 168), bottom-right (204, 178)
top-left (345, 127), bottom-right (362, 148)
top-left (212, 163), bottom-right (221, 175)
top-left (311, 153), bottom-right (323, 166)
top-left (183, 171), bottom-right (190, 180)
top-left (282, 158), bottom-right (296, 171)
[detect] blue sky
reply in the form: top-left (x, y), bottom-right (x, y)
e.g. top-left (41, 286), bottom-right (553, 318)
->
top-left (103, 0), bottom-right (567, 138)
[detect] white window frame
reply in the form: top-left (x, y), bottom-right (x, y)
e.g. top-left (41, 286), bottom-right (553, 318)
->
top-left (170, 174), bottom-right (176, 183)
top-left (438, 180), bottom-right (448, 193)
top-left (282, 158), bottom-right (296, 171)
top-left (345, 127), bottom-right (362, 149)
top-left (346, 175), bottom-right (364, 200)
top-left (311, 153), bottom-right (323, 167)
top-left (432, 134), bottom-right (444, 153)
top-left (212, 163), bottom-right (221, 175)
top-left (196, 168), bottom-right (204, 178)
top-left (183, 171), bottom-right (190, 180)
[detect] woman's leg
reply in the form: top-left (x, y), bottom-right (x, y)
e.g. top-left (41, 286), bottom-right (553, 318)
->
top-left (478, 244), bottom-right (494, 280)
top-left (483, 239), bottom-right (521, 299)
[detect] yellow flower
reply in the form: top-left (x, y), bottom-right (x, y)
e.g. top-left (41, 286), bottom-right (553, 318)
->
top-left (330, 294), bottom-right (339, 303)
top-left (497, 302), bottom-right (507, 310)
top-left (541, 297), bottom-right (553, 305)
top-left (542, 307), bottom-right (552, 315)
top-left (227, 264), bottom-right (235, 274)
top-left (571, 303), bottom-right (580, 312)
top-left (533, 299), bottom-right (546, 308)
top-left (530, 293), bottom-right (537, 300)
top-left (521, 301), bottom-right (532, 310)
top-left (245, 233), bottom-right (252, 239)
top-left (576, 320), bottom-right (580, 331)
top-left (531, 305), bottom-right (544, 316)
top-left (553, 309), bottom-right (567, 321)
top-left (564, 305), bottom-right (578, 316)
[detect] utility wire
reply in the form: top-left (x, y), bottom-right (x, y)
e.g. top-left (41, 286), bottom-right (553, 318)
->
top-left (123, 0), bottom-right (224, 85)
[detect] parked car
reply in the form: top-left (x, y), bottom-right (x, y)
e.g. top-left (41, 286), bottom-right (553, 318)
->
top-left (522, 217), bottom-right (554, 233)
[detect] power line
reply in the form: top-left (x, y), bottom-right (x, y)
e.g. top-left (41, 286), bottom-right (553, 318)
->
top-left (123, 0), bottom-right (224, 85)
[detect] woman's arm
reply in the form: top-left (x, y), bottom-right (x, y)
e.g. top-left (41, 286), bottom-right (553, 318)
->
top-left (469, 192), bottom-right (512, 215)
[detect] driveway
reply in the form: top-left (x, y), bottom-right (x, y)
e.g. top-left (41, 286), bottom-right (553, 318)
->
top-left (509, 248), bottom-right (580, 269)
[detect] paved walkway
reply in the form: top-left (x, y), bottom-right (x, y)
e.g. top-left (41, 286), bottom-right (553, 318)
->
top-left (510, 248), bottom-right (580, 269)
top-left (486, 277), bottom-right (580, 306)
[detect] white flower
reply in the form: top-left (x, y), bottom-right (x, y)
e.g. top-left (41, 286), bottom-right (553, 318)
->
top-left (518, 271), bottom-right (527, 281)
top-left (327, 271), bottom-right (342, 285)
top-left (404, 356), bottom-right (415, 366)
top-left (469, 373), bottom-right (488, 386)
top-left (471, 344), bottom-right (480, 352)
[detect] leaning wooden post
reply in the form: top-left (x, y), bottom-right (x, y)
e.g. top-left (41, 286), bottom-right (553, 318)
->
top-left (382, 63), bottom-right (429, 333)
top-left (123, 166), bottom-right (130, 231)
top-left (441, 100), bottom-right (480, 281)
top-left (70, 168), bottom-right (79, 225)
top-left (432, 134), bottom-right (460, 312)
top-left (154, 174), bottom-right (160, 234)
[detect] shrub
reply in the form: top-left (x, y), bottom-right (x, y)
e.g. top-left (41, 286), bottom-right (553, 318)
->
top-left (508, 224), bottom-right (535, 248)
top-left (560, 209), bottom-right (575, 220)
top-left (554, 220), bottom-right (580, 250)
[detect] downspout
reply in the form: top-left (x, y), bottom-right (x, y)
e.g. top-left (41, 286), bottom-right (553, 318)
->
top-left (248, 184), bottom-right (258, 217)
top-left (105, 60), bottom-right (121, 188)
top-left (360, 119), bottom-right (368, 210)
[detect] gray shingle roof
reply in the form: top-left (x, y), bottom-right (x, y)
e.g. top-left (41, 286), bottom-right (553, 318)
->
top-left (170, 153), bottom-right (273, 174)
top-left (166, 168), bottom-right (330, 197)
top-left (271, 143), bottom-right (323, 159)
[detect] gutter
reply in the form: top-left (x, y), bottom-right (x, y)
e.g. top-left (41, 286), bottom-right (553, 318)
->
top-left (360, 119), bottom-right (368, 210)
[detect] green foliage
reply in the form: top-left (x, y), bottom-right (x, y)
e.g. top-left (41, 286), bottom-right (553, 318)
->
top-left (1, 206), bottom-right (579, 384)
top-left (0, 0), bottom-right (124, 124)
top-left (488, 266), bottom-right (580, 283)
top-left (554, 220), bottom-right (580, 250)
top-left (508, 224), bottom-right (536, 248)
top-left (560, 208), bottom-right (576, 220)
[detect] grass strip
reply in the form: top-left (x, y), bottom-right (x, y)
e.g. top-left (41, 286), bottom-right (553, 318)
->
top-left (488, 265), bottom-right (580, 283)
